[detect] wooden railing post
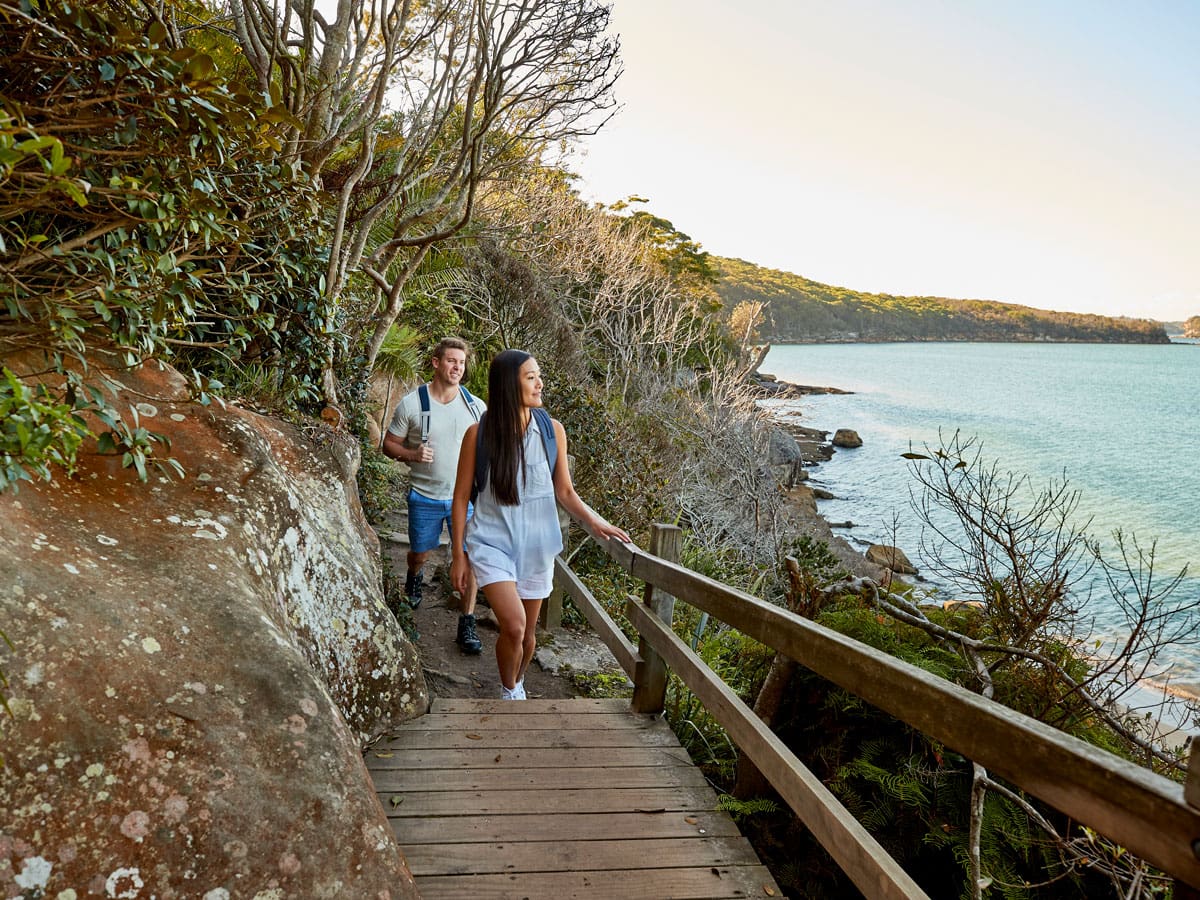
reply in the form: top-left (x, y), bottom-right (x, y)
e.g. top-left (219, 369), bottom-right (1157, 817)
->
top-left (1185, 738), bottom-right (1200, 810)
top-left (631, 523), bottom-right (682, 714)
top-left (1178, 740), bottom-right (1200, 897)
top-left (540, 455), bottom-right (574, 632)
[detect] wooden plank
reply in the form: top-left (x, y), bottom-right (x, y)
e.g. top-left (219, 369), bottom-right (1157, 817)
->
top-left (400, 712), bottom-right (652, 732)
top-left (368, 745), bottom-right (694, 770)
top-left (415, 865), bottom-right (779, 900)
top-left (392, 809), bottom-right (743, 844)
top-left (629, 599), bottom-right (929, 900)
top-left (429, 697), bottom-right (629, 714)
top-left (554, 555), bottom-right (640, 676)
top-left (374, 725), bottom-right (679, 751)
top-left (625, 550), bottom-right (1200, 887)
top-left (372, 765), bottom-right (710, 792)
top-left (403, 835), bottom-right (763, 875)
top-left (379, 786), bottom-right (720, 817)
top-left (631, 524), bottom-right (680, 714)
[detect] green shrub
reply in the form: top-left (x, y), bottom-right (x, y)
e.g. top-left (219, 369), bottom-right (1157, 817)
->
top-left (1, 0), bottom-right (334, 491)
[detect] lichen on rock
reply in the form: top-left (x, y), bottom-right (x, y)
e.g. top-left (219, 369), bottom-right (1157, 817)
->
top-left (0, 357), bottom-right (423, 898)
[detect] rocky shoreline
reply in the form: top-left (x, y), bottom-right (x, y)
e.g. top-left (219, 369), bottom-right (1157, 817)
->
top-left (754, 372), bottom-right (909, 584)
top-left (757, 373), bottom-right (1197, 747)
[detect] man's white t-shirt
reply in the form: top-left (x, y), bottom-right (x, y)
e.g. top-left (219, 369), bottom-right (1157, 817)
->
top-left (387, 387), bottom-right (485, 500)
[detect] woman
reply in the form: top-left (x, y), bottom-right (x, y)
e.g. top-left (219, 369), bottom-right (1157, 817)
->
top-left (450, 350), bottom-right (630, 699)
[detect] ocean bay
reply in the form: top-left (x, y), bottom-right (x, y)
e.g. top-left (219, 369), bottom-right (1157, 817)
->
top-left (763, 341), bottom-right (1200, 695)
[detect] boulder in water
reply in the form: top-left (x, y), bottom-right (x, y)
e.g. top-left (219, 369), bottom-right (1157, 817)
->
top-left (832, 428), bottom-right (863, 448)
top-left (866, 543), bottom-right (919, 575)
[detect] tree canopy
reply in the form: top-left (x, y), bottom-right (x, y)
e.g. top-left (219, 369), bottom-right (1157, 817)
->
top-left (717, 257), bottom-right (1170, 344)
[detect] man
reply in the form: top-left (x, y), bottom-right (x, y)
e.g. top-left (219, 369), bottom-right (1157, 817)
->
top-left (382, 338), bottom-right (485, 654)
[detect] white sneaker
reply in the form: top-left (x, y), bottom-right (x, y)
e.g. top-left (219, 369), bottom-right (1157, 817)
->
top-left (500, 683), bottom-right (520, 700)
top-left (513, 680), bottom-right (526, 700)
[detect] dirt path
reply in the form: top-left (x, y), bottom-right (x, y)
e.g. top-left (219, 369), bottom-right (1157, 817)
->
top-left (374, 509), bottom-right (627, 704)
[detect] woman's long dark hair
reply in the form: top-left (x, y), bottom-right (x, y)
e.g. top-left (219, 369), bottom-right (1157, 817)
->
top-left (482, 349), bottom-right (532, 505)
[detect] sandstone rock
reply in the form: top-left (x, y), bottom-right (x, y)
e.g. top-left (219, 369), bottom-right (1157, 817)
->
top-left (369, 371), bottom-right (417, 450)
top-left (866, 543), bottom-right (919, 575)
top-left (0, 357), bottom-right (423, 899)
top-left (812, 487), bottom-right (836, 500)
top-left (783, 424), bottom-right (833, 465)
top-left (768, 428), bottom-right (803, 466)
top-left (941, 599), bottom-right (986, 611)
top-left (785, 484), bottom-right (819, 516)
top-left (832, 428), bottom-right (862, 448)
top-left (766, 428), bottom-right (809, 488)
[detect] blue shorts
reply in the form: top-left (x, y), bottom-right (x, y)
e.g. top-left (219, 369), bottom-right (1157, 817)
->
top-left (407, 489), bottom-right (472, 554)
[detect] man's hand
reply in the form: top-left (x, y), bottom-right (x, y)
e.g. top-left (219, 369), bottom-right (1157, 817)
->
top-left (413, 443), bottom-right (434, 464)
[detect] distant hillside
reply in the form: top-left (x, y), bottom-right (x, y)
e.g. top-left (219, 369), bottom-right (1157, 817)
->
top-left (717, 257), bottom-right (1169, 344)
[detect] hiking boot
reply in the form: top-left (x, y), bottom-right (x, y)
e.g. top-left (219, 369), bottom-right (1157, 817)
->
top-left (404, 569), bottom-right (423, 609)
top-left (456, 613), bottom-right (482, 654)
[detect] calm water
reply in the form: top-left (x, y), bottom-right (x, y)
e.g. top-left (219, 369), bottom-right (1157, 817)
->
top-left (762, 341), bottom-right (1200, 695)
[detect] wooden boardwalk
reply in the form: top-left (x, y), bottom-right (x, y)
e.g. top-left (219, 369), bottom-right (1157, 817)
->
top-left (368, 697), bottom-right (783, 899)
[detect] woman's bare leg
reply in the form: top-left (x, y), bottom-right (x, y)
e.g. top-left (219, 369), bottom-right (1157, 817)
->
top-left (483, 581), bottom-right (525, 690)
top-left (517, 597), bottom-right (544, 685)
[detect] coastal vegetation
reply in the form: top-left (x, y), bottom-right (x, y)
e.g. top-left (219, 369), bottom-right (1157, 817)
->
top-left (718, 257), bottom-right (1171, 344)
top-left (1, 1), bottom-right (1194, 896)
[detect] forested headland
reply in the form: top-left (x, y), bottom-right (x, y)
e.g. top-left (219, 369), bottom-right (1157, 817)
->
top-left (718, 256), bottom-right (1171, 343)
top-left (2, 2), bottom-right (1196, 898)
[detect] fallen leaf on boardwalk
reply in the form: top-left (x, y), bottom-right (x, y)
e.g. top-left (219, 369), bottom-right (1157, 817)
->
top-left (390, 796), bottom-right (403, 808)
top-left (375, 751), bottom-right (394, 758)
top-left (466, 733), bottom-right (483, 740)
top-left (494, 754), bottom-right (502, 763)
top-left (764, 886), bottom-right (776, 896)
top-left (684, 816), bottom-right (698, 824)
top-left (711, 868), bottom-right (721, 877)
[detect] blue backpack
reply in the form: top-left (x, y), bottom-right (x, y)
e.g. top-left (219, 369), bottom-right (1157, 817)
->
top-left (472, 408), bottom-right (558, 502)
top-left (417, 384), bottom-right (482, 442)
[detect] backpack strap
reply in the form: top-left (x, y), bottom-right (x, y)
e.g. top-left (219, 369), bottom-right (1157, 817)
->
top-left (417, 384), bottom-right (432, 444)
top-left (471, 409), bottom-right (558, 503)
top-left (421, 384), bottom-right (479, 443)
top-left (459, 386), bottom-right (482, 421)
top-left (530, 408), bottom-right (558, 482)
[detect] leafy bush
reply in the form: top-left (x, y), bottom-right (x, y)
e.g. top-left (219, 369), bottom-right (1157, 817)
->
top-left (357, 441), bottom-right (407, 524)
top-left (0, 0), bottom-right (334, 490)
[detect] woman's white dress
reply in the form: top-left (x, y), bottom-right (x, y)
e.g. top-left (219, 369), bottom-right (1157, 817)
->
top-left (465, 416), bottom-right (563, 598)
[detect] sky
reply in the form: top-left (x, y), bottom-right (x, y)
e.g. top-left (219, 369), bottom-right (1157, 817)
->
top-left (570, 0), bottom-right (1200, 321)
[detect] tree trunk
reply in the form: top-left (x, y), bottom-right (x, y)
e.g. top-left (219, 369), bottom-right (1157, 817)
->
top-left (732, 652), bottom-right (797, 800)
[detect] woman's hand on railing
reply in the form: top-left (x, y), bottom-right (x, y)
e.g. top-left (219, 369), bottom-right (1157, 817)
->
top-left (590, 517), bottom-right (632, 545)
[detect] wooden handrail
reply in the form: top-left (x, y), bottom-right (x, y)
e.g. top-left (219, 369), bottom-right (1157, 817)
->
top-left (551, 555), bottom-right (639, 677)
top-left (627, 599), bottom-right (931, 899)
top-left (564, 526), bottom-right (1200, 889)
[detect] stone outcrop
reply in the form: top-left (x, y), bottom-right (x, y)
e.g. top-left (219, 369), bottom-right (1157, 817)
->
top-left (767, 428), bottom-right (807, 487)
top-left (784, 484), bottom-right (819, 516)
top-left (365, 372), bottom-right (418, 450)
top-left (751, 371), bottom-right (851, 399)
top-left (0, 357), bottom-right (424, 899)
top-left (866, 543), bottom-right (919, 575)
top-left (832, 428), bottom-right (862, 448)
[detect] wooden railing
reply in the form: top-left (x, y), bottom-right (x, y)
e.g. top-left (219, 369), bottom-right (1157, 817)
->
top-left (548, 521), bottom-right (1200, 899)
